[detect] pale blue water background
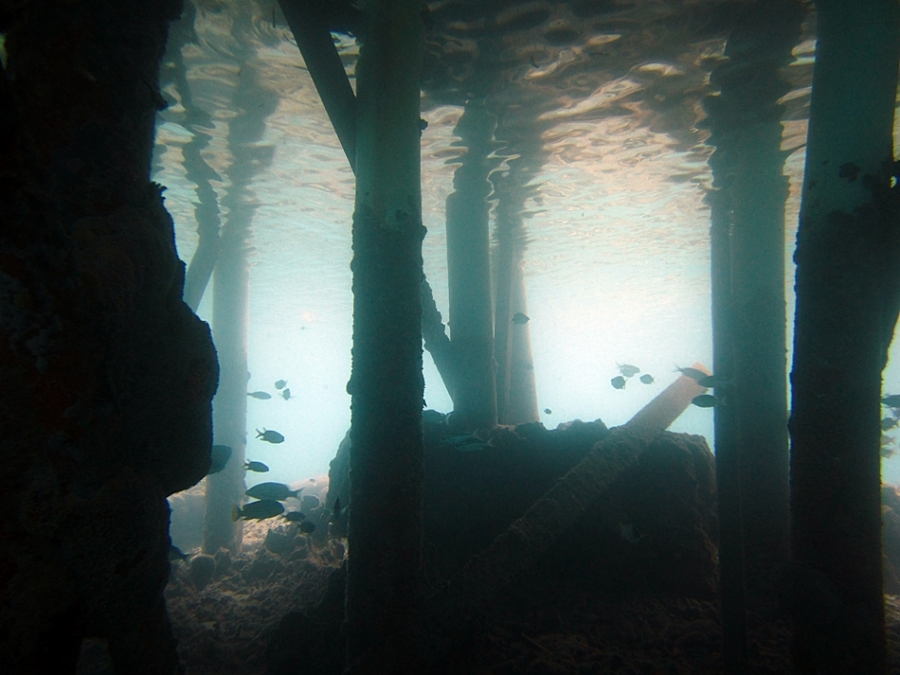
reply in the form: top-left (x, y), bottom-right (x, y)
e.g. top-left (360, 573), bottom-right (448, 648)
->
top-left (153, 8), bottom-right (900, 491)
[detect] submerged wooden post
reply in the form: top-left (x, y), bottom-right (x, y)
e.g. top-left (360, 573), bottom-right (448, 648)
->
top-left (505, 239), bottom-right (539, 424)
top-left (202, 17), bottom-right (278, 555)
top-left (163, 2), bottom-right (222, 313)
top-left (720, 0), bottom-right (802, 607)
top-left (790, 1), bottom-right (900, 673)
top-left (346, 0), bottom-right (425, 665)
top-left (493, 146), bottom-right (543, 425)
top-left (445, 98), bottom-right (498, 430)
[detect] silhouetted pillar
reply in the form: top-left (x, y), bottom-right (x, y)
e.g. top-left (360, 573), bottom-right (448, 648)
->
top-left (161, 2), bottom-right (222, 312)
top-left (707, 184), bottom-right (748, 675)
top-left (345, 0), bottom-right (425, 667)
top-left (718, 0), bottom-right (802, 604)
top-left (203, 16), bottom-right (278, 555)
top-left (790, 1), bottom-right (900, 673)
top-left (493, 147), bottom-right (541, 426)
top-left (504, 225), bottom-right (538, 424)
top-left (445, 98), bottom-right (497, 430)
top-left (704, 3), bottom-right (805, 669)
top-left (0, 1), bottom-right (217, 673)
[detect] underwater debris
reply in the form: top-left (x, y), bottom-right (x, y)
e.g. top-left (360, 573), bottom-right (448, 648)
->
top-left (207, 444), bottom-right (233, 475)
top-left (511, 312), bottom-right (530, 325)
top-left (281, 388), bottom-right (292, 401)
top-left (640, 374), bottom-right (654, 384)
top-left (619, 523), bottom-right (645, 544)
top-left (442, 434), bottom-right (491, 451)
top-left (244, 460), bottom-right (270, 473)
top-left (275, 379), bottom-right (287, 390)
top-left (611, 376), bottom-right (627, 390)
top-left (231, 499), bottom-right (285, 521)
top-left (617, 363), bottom-right (640, 377)
top-left (256, 428), bottom-right (285, 444)
top-left (544, 408), bottom-right (552, 415)
top-left (675, 366), bottom-right (708, 381)
top-left (169, 544), bottom-right (191, 563)
top-left (248, 391), bottom-right (273, 400)
top-left (246, 482), bottom-right (303, 501)
top-left (283, 511), bottom-right (306, 522)
top-left (189, 554), bottom-right (216, 590)
top-left (691, 394), bottom-right (718, 408)
top-left (883, 394), bottom-right (900, 408)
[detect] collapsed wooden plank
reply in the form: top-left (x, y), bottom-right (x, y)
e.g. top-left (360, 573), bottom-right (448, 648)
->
top-left (345, 365), bottom-right (710, 673)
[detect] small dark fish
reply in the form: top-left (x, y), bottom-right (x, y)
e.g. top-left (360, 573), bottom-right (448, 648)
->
top-left (691, 394), bottom-right (718, 408)
top-left (639, 374), bottom-right (654, 384)
top-left (168, 545), bottom-right (191, 562)
top-left (244, 460), bottom-right (269, 473)
top-left (696, 374), bottom-right (730, 388)
top-left (617, 363), bottom-right (640, 377)
top-left (246, 482), bottom-right (303, 501)
top-left (882, 417), bottom-right (899, 431)
top-left (676, 366), bottom-right (708, 382)
top-left (299, 521), bottom-right (316, 534)
top-left (544, 408), bottom-right (552, 415)
top-left (274, 379), bottom-right (287, 390)
top-left (283, 511), bottom-right (307, 522)
top-left (207, 444), bottom-right (233, 475)
top-left (281, 388), bottom-right (292, 401)
top-left (256, 428), bottom-right (285, 444)
top-left (511, 312), bottom-right (530, 325)
top-left (248, 391), bottom-right (273, 400)
top-left (611, 376), bottom-right (627, 390)
top-left (231, 499), bottom-right (285, 521)
top-left (883, 395), bottom-right (900, 408)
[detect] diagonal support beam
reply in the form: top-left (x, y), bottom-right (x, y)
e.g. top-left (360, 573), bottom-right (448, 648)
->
top-left (279, 0), bottom-right (358, 173)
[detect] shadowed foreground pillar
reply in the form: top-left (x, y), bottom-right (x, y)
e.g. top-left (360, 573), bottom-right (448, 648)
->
top-left (790, 1), bottom-right (900, 673)
top-left (345, 0), bottom-right (426, 667)
top-left (0, 1), bottom-right (218, 673)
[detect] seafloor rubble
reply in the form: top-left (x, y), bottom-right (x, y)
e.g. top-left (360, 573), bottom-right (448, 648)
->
top-left (77, 418), bottom-right (900, 674)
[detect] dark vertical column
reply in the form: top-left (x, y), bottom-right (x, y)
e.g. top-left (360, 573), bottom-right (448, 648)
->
top-left (160, 1), bottom-right (222, 312)
top-left (445, 98), bottom-right (498, 430)
top-left (1, 1), bottom-right (218, 674)
top-left (790, 1), bottom-right (900, 673)
top-left (707, 185), bottom-right (748, 675)
top-left (202, 18), bottom-right (278, 555)
top-left (505, 231), bottom-right (538, 424)
top-left (492, 146), bottom-right (542, 425)
top-left (203, 213), bottom-right (250, 554)
top-left (345, 0), bottom-right (425, 666)
top-left (721, 0), bottom-right (803, 605)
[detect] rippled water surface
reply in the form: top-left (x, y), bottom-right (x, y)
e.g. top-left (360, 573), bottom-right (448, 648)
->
top-left (154, 0), bottom-right (900, 485)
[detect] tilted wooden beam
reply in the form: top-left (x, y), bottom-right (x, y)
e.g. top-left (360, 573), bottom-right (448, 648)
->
top-left (278, 0), bottom-right (358, 173)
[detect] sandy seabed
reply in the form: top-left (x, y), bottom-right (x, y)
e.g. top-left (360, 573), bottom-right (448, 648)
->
top-left (154, 518), bottom-right (900, 675)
